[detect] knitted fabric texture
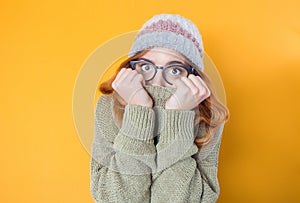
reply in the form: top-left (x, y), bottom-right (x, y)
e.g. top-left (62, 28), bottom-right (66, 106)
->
top-left (129, 14), bottom-right (205, 71)
top-left (90, 85), bottom-right (224, 203)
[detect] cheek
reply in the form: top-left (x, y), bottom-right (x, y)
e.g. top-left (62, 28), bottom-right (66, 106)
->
top-left (145, 80), bottom-right (152, 85)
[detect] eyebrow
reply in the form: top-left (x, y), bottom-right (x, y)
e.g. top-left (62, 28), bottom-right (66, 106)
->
top-left (138, 57), bottom-right (187, 66)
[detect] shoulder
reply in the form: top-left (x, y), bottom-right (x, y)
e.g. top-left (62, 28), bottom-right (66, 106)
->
top-left (95, 94), bottom-right (114, 119)
top-left (94, 94), bottom-right (119, 142)
top-left (95, 94), bottom-right (113, 110)
top-left (193, 123), bottom-right (225, 163)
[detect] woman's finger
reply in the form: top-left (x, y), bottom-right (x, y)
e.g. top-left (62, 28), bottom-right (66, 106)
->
top-left (173, 76), bottom-right (188, 90)
top-left (114, 68), bottom-right (126, 83)
top-left (181, 76), bottom-right (199, 95)
top-left (114, 68), bottom-right (134, 88)
top-left (189, 75), bottom-right (210, 96)
top-left (112, 68), bottom-right (127, 88)
top-left (134, 73), bottom-right (146, 86)
top-left (124, 68), bottom-right (137, 82)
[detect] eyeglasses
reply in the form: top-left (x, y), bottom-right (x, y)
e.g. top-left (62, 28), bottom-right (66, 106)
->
top-left (129, 59), bottom-right (199, 85)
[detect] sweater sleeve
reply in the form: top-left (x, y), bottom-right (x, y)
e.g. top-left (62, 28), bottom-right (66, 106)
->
top-left (151, 107), bottom-right (224, 203)
top-left (193, 123), bottom-right (225, 203)
top-left (90, 94), bottom-right (156, 203)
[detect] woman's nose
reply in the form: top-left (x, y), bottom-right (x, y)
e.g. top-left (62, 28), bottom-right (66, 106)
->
top-left (148, 70), bottom-right (166, 86)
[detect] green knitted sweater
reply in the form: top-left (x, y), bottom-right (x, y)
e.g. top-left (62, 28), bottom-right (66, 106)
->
top-left (90, 85), bottom-right (225, 203)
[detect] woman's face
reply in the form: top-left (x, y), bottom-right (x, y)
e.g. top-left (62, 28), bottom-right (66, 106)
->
top-left (137, 47), bottom-right (190, 88)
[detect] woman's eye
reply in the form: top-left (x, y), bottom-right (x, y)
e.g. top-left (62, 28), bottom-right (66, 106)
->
top-left (140, 64), bottom-right (152, 72)
top-left (169, 68), bottom-right (183, 76)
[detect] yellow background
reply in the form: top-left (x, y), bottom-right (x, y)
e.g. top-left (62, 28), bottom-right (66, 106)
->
top-left (1, 0), bottom-right (300, 202)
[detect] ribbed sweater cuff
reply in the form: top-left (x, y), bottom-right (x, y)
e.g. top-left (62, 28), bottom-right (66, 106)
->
top-left (159, 109), bottom-right (195, 143)
top-left (120, 104), bottom-right (155, 142)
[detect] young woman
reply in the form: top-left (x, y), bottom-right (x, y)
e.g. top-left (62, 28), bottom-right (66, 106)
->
top-left (90, 14), bottom-right (230, 203)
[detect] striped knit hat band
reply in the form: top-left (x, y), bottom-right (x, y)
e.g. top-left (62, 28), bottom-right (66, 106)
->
top-left (129, 14), bottom-right (205, 71)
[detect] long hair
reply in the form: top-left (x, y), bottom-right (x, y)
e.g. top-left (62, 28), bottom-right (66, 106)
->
top-left (98, 50), bottom-right (230, 150)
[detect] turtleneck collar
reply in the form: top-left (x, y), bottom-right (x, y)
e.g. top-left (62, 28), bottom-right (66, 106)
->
top-left (143, 85), bottom-right (176, 108)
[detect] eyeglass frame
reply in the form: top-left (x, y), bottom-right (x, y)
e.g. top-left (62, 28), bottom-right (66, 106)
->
top-left (129, 59), bottom-right (199, 85)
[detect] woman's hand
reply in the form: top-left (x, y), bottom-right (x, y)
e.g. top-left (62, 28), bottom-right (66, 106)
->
top-left (165, 74), bottom-right (211, 110)
top-left (112, 68), bottom-right (153, 108)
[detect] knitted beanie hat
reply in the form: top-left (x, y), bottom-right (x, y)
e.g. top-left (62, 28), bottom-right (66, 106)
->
top-left (129, 14), bottom-right (205, 71)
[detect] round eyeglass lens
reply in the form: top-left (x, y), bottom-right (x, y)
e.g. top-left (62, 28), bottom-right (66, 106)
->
top-left (134, 61), bottom-right (156, 80)
top-left (164, 65), bottom-right (189, 84)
